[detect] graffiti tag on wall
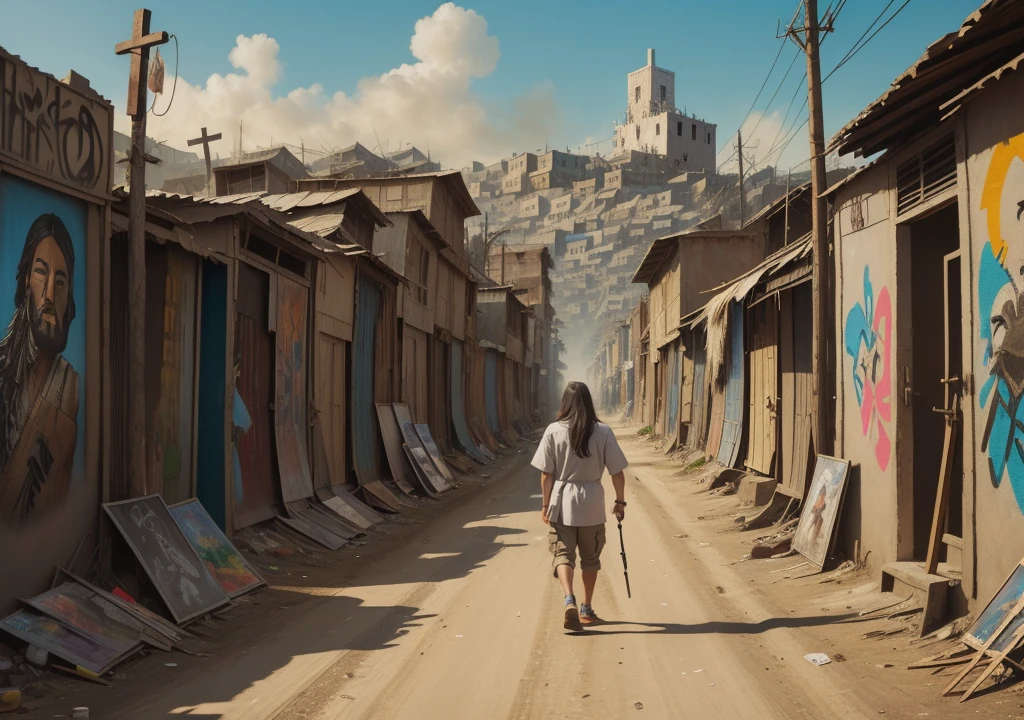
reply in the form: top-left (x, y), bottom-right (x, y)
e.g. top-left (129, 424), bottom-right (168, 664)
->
top-left (0, 175), bottom-right (86, 525)
top-left (0, 49), bottom-right (110, 198)
top-left (845, 266), bottom-right (892, 471)
top-left (979, 133), bottom-right (1024, 513)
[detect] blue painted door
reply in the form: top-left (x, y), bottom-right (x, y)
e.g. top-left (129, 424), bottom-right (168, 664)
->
top-left (717, 302), bottom-right (745, 467)
top-left (352, 275), bottom-right (381, 486)
top-left (691, 331), bottom-right (709, 449)
top-left (451, 340), bottom-right (487, 462)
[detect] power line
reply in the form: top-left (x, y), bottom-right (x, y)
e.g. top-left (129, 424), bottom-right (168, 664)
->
top-left (742, 47), bottom-right (802, 145)
top-left (760, 0), bottom-right (914, 168)
top-left (717, 0), bottom-right (806, 155)
top-left (823, 0), bottom-right (913, 83)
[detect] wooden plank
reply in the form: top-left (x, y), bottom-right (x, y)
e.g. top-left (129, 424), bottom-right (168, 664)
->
top-left (926, 403), bottom-right (959, 575)
top-left (959, 624), bottom-right (1024, 703)
top-left (943, 594), bottom-right (1024, 696)
top-left (943, 533), bottom-right (964, 550)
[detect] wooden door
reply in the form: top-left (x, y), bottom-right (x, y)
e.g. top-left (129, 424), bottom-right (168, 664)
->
top-left (233, 263), bottom-right (279, 528)
top-left (746, 301), bottom-right (779, 476)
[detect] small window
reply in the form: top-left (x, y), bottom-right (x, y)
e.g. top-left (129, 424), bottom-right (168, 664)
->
top-left (660, 85), bottom-right (666, 101)
top-left (635, 126), bottom-right (640, 141)
top-left (677, 122), bottom-right (682, 136)
top-left (691, 124), bottom-right (697, 141)
top-left (634, 86), bottom-right (641, 103)
top-left (246, 234), bottom-right (278, 263)
top-left (707, 132), bottom-right (711, 144)
top-left (278, 249), bottom-right (306, 277)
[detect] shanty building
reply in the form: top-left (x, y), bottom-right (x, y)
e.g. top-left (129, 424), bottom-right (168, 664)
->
top-left (254, 187), bottom-right (409, 513)
top-left (144, 190), bottom-right (389, 526)
top-left (213, 147), bottom-right (309, 196)
top-left (290, 172), bottom-right (482, 463)
top-left (824, 0), bottom-right (1024, 619)
top-left (485, 244), bottom-right (558, 418)
top-left (0, 52), bottom-right (113, 611)
top-left (476, 286), bottom-right (530, 445)
top-left (632, 227), bottom-right (767, 452)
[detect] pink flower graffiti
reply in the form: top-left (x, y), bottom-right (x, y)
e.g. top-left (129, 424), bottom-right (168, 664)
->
top-left (844, 267), bottom-right (892, 471)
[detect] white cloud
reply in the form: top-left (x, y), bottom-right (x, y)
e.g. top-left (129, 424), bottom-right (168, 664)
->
top-left (127, 3), bottom-right (559, 169)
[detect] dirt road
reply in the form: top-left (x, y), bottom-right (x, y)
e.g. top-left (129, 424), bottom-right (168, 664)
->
top-left (81, 435), bottom-right (889, 720)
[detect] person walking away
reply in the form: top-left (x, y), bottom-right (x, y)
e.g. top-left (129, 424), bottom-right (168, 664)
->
top-left (532, 381), bottom-right (628, 631)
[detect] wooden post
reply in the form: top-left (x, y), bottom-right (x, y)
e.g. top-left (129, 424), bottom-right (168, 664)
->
top-left (187, 127), bottom-right (222, 196)
top-left (804, 0), bottom-right (830, 455)
top-left (925, 396), bottom-right (960, 574)
top-left (116, 9), bottom-right (168, 497)
top-left (737, 130), bottom-right (745, 228)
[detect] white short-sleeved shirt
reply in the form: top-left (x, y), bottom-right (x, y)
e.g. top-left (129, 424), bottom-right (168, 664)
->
top-left (531, 421), bottom-right (629, 527)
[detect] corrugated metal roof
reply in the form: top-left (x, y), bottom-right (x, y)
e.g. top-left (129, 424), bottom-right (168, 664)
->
top-left (830, 0), bottom-right (1024, 157)
top-left (939, 49), bottom-right (1024, 119)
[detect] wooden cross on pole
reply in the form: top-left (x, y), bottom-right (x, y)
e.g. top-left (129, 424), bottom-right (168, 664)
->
top-left (115, 9), bottom-right (169, 118)
top-left (115, 8), bottom-right (168, 498)
top-left (188, 127), bottom-right (222, 194)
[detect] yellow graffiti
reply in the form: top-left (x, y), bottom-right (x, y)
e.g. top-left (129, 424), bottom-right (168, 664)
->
top-left (981, 132), bottom-right (1024, 265)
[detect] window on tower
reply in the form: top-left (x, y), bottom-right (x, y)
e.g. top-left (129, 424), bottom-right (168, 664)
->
top-left (656, 123), bottom-right (660, 136)
top-left (677, 121), bottom-right (682, 136)
top-left (660, 85), bottom-right (666, 101)
top-left (635, 86), bottom-right (641, 103)
top-left (692, 124), bottom-right (697, 141)
top-left (636, 126), bottom-right (640, 141)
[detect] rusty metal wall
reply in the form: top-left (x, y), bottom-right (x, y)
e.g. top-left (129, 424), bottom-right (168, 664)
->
top-left (234, 263), bottom-right (279, 528)
top-left (274, 275), bottom-right (313, 503)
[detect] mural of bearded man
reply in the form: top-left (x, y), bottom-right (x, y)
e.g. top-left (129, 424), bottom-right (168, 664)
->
top-left (0, 213), bottom-right (79, 523)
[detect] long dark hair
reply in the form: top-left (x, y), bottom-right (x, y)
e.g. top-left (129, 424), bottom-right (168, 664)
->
top-left (15, 214), bottom-right (76, 331)
top-left (555, 381), bottom-right (599, 458)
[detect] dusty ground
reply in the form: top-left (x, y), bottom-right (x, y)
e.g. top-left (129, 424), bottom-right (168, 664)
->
top-left (25, 427), bottom-right (1024, 719)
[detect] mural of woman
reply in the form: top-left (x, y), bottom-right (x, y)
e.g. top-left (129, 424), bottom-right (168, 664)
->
top-left (0, 213), bottom-right (79, 523)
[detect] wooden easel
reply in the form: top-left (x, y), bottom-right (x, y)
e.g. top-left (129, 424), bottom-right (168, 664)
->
top-left (925, 394), bottom-right (960, 575)
top-left (942, 594), bottom-right (1024, 700)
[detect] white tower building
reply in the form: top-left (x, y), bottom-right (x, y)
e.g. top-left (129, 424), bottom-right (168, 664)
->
top-left (614, 49), bottom-right (717, 173)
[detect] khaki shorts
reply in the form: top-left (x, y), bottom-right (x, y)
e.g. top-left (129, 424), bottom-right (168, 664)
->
top-left (549, 521), bottom-right (606, 576)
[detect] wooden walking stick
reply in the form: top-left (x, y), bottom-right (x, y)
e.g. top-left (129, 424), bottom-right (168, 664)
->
top-left (618, 522), bottom-right (631, 599)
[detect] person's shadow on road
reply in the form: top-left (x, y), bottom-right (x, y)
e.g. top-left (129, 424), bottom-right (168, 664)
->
top-left (565, 614), bottom-right (856, 636)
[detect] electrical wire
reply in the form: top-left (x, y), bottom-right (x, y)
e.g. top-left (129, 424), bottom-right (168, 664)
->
top-left (758, 0), bottom-right (914, 168)
top-left (742, 47), bottom-right (802, 145)
top-left (823, 0), bottom-right (913, 83)
top-left (150, 34), bottom-right (179, 117)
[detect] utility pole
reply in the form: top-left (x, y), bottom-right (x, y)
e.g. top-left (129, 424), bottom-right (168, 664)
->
top-left (116, 9), bottom-right (168, 497)
top-left (187, 127), bottom-right (222, 196)
top-left (787, 0), bottom-right (832, 454)
top-left (737, 130), bottom-right (746, 228)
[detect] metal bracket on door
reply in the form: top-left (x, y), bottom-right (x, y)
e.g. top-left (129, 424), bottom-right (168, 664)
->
top-left (903, 367), bottom-right (912, 407)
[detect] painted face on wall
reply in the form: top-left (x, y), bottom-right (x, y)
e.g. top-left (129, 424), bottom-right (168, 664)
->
top-left (26, 235), bottom-right (71, 353)
top-left (979, 133), bottom-right (1024, 513)
top-left (845, 266), bottom-right (892, 471)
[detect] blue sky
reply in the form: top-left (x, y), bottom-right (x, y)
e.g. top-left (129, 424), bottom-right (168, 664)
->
top-left (0, 0), bottom-right (983, 169)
